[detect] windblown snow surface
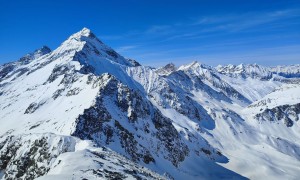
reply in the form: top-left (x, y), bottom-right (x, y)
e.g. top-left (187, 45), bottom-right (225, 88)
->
top-left (1, 28), bottom-right (300, 180)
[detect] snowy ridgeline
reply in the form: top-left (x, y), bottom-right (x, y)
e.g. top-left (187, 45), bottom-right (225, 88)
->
top-left (1, 28), bottom-right (300, 180)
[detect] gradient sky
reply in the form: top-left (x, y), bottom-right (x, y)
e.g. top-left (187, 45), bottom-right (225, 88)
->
top-left (0, 0), bottom-right (299, 67)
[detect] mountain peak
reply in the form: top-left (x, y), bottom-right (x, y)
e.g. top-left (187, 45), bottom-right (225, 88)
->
top-left (72, 27), bottom-right (93, 38)
top-left (36, 46), bottom-right (51, 54)
top-left (66, 27), bottom-right (100, 43)
top-left (81, 27), bottom-right (91, 34)
top-left (155, 63), bottom-right (177, 75)
top-left (164, 63), bottom-right (176, 69)
top-left (178, 61), bottom-right (213, 72)
top-left (178, 61), bottom-right (200, 70)
top-left (52, 28), bottom-right (139, 70)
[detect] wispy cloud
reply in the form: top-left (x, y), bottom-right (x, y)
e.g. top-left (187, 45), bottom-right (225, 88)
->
top-left (99, 8), bottom-right (300, 67)
top-left (163, 8), bottom-right (300, 40)
top-left (100, 8), bottom-right (300, 43)
top-left (116, 45), bottom-right (138, 53)
top-left (145, 25), bottom-right (173, 34)
top-left (214, 9), bottom-right (300, 32)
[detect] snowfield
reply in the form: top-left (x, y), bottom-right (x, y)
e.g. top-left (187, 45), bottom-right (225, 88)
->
top-left (0, 28), bottom-right (300, 180)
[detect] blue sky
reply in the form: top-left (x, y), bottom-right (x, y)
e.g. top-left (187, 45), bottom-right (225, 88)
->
top-left (0, 0), bottom-right (299, 67)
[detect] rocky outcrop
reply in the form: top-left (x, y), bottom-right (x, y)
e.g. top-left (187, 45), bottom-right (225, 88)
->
top-left (0, 134), bottom-right (75, 180)
top-left (255, 103), bottom-right (300, 127)
top-left (73, 74), bottom-right (189, 167)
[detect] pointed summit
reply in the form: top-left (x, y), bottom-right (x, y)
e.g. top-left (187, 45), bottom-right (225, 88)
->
top-left (156, 63), bottom-right (177, 75)
top-left (77, 27), bottom-right (91, 37)
top-left (66, 27), bottom-right (101, 43)
top-left (164, 63), bottom-right (176, 70)
top-left (53, 28), bottom-right (139, 70)
top-left (178, 61), bottom-right (201, 71)
top-left (80, 27), bottom-right (91, 35)
top-left (69, 27), bottom-right (96, 39)
top-left (35, 46), bottom-right (51, 55)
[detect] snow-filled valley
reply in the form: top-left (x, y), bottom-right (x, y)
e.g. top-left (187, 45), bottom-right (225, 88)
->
top-left (1, 28), bottom-right (300, 180)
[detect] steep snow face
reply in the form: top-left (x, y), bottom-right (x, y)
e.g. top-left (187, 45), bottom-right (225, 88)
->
top-left (217, 72), bottom-right (282, 102)
top-left (0, 46), bottom-right (51, 79)
top-left (217, 64), bottom-right (274, 101)
top-left (177, 61), bottom-right (251, 104)
top-left (0, 27), bottom-right (141, 136)
top-left (1, 28), bottom-right (300, 180)
top-left (0, 55), bottom-right (103, 136)
top-left (216, 64), bottom-right (279, 102)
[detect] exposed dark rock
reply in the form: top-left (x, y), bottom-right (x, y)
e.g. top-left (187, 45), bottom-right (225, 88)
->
top-left (153, 111), bottom-right (189, 166)
top-left (72, 74), bottom-right (189, 167)
top-left (255, 103), bottom-right (300, 127)
top-left (29, 123), bottom-right (41, 130)
top-left (52, 88), bottom-right (65, 100)
top-left (66, 87), bottom-right (81, 96)
top-left (59, 74), bottom-right (80, 87)
top-left (201, 148), bottom-right (212, 155)
top-left (47, 65), bottom-right (71, 83)
top-left (0, 64), bottom-right (15, 79)
top-left (24, 101), bottom-right (45, 114)
top-left (127, 58), bottom-right (141, 67)
top-left (103, 169), bottom-right (127, 179)
top-left (0, 134), bottom-right (74, 180)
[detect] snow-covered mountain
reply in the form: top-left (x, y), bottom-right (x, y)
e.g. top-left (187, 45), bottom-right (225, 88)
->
top-left (1, 28), bottom-right (300, 180)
